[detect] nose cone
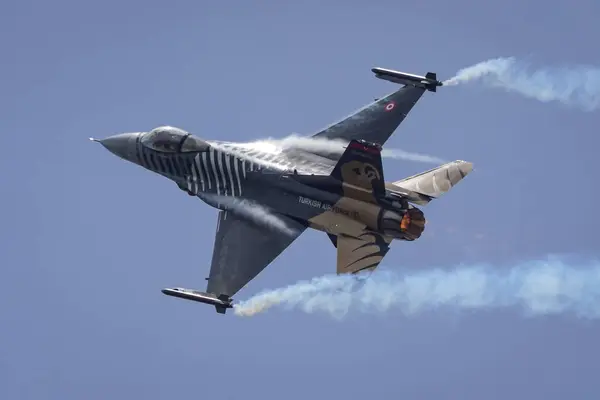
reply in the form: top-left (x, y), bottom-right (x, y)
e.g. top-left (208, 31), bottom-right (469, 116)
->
top-left (92, 132), bottom-right (141, 163)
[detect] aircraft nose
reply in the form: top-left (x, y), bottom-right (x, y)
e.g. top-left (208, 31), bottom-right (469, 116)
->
top-left (92, 132), bottom-right (141, 163)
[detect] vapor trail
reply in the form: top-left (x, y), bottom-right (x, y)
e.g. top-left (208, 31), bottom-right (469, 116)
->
top-left (268, 135), bottom-right (349, 154)
top-left (201, 193), bottom-right (297, 236)
top-left (249, 134), bottom-right (445, 164)
top-left (381, 148), bottom-right (446, 164)
top-left (233, 258), bottom-right (600, 319)
top-left (443, 56), bottom-right (600, 111)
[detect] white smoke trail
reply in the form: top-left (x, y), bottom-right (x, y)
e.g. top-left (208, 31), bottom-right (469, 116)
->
top-left (443, 56), bottom-right (600, 111)
top-left (233, 258), bottom-right (600, 319)
top-left (201, 193), bottom-right (298, 236)
top-left (249, 134), bottom-right (445, 164)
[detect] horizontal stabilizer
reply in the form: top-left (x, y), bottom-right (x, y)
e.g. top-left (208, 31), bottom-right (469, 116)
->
top-left (386, 160), bottom-right (473, 205)
top-left (336, 231), bottom-right (392, 275)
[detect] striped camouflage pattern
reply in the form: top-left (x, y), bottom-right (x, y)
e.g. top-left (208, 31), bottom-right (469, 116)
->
top-left (95, 66), bottom-right (474, 314)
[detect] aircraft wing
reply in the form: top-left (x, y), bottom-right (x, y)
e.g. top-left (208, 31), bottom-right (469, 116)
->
top-left (310, 84), bottom-right (427, 147)
top-left (205, 210), bottom-right (306, 301)
top-left (277, 68), bottom-right (441, 175)
top-left (283, 84), bottom-right (426, 174)
top-left (333, 231), bottom-right (393, 275)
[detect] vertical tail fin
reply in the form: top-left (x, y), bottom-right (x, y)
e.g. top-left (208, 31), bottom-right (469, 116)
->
top-left (330, 139), bottom-right (385, 203)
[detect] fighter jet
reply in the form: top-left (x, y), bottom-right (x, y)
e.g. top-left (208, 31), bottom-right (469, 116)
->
top-left (92, 67), bottom-right (473, 314)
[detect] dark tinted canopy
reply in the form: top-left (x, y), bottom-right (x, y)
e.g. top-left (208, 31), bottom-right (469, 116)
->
top-left (141, 126), bottom-right (208, 153)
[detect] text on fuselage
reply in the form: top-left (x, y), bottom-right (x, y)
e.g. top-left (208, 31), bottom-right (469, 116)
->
top-left (298, 196), bottom-right (358, 218)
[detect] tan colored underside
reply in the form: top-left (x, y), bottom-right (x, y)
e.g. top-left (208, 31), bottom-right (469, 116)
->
top-left (306, 196), bottom-right (394, 275)
top-left (335, 233), bottom-right (393, 274)
top-left (306, 196), bottom-right (380, 235)
top-left (312, 156), bottom-right (395, 274)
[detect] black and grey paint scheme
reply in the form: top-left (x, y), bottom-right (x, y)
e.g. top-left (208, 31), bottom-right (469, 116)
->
top-left (93, 67), bottom-right (473, 314)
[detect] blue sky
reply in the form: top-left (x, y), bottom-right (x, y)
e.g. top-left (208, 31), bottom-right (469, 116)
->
top-left (2, 1), bottom-right (599, 398)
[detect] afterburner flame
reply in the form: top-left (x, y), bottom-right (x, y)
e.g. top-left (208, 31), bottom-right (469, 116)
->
top-left (400, 208), bottom-right (426, 240)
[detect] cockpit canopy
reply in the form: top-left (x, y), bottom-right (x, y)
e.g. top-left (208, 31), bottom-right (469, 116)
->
top-left (141, 126), bottom-right (209, 153)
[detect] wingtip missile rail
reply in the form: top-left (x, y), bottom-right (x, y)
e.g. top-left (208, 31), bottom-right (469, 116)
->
top-left (162, 287), bottom-right (233, 314)
top-left (371, 67), bottom-right (443, 92)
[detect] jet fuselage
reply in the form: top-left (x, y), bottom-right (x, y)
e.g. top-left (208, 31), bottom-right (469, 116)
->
top-left (93, 64), bottom-right (475, 313)
top-left (96, 127), bottom-right (424, 242)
